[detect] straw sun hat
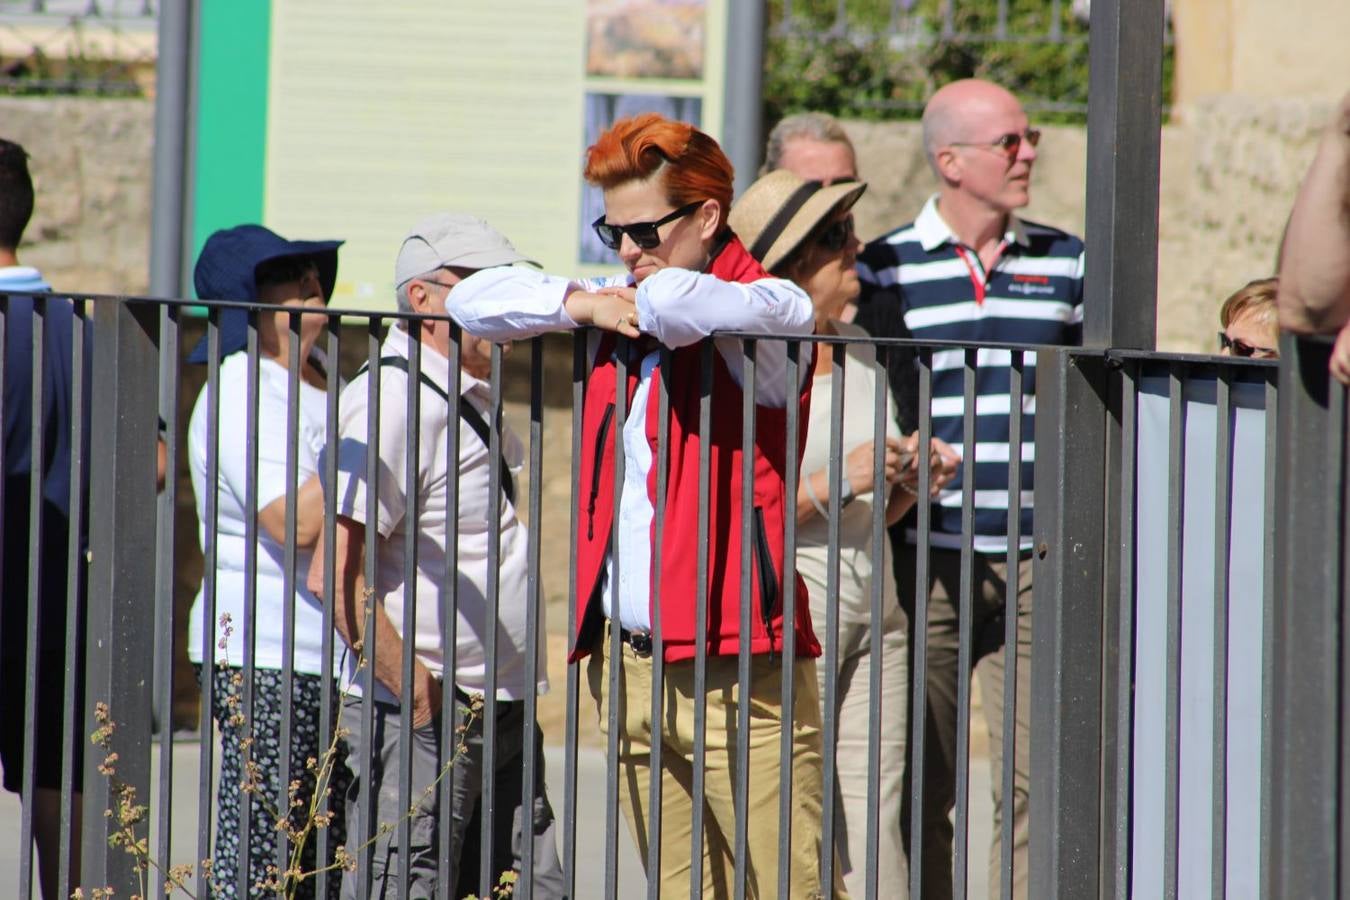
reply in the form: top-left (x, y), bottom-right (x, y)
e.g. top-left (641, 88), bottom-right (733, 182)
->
top-left (729, 170), bottom-right (867, 274)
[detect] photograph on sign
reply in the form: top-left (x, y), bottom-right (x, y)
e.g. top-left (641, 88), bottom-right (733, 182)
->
top-left (585, 0), bottom-right (707, 80)
top-left (578, 92), bottom-right (705, 264)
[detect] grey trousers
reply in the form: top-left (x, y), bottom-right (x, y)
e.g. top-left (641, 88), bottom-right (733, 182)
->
top-left (898, 543), bottom-right (1033, 900)
top-left (339, 693), bottom-right (566, 899)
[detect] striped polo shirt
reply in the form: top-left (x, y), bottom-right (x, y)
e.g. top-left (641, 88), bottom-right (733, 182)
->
top-left (857, 195), bottom-right (1084, 551)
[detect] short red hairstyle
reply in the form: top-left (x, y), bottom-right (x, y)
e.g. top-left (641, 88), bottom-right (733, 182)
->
top-left (584, 113), bottom-right (734, 231)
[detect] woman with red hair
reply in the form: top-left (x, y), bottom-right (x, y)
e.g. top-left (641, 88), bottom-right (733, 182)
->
top-left (451, 114), bottom-right (839, 897)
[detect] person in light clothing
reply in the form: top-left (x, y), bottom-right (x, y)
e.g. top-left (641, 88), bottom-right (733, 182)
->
top-left (313, 213), bottom-right (564, 899)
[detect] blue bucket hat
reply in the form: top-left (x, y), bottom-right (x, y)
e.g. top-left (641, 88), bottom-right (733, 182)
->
top-left (187, 224), bottom-right (344, 364)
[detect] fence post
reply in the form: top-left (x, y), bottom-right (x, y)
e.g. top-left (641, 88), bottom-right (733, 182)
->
top-left (1030, 349), bottom-right (1108, 897)
top-left (1081, 0), bottom-right (1164, 351)
top-left (80, 300), bottom-right (160, 895)
top-left (1267, 334), bottom-right (1344, 896)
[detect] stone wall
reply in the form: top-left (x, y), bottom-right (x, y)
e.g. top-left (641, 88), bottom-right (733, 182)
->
top-left (2, 94), bottom-right (1336, 354)
top-left (1, 96), bottom-right (152, 295)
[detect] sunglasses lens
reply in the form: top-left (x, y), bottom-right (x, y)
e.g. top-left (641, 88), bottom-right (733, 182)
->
top-left (594, 223), bottom-right (620, 250)
top-left (629, 226), bottom-right (661, 250)
top-left (1025, 129), bottom-right (1041, 147)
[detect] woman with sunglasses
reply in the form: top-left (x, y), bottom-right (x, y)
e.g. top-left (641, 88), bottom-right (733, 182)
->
top-left (731, 170), bottom-right (955, 899)
top-left (451, 113), bottom-right (840, 898)
top-left (1218, 277), bottom-right (1279, 359)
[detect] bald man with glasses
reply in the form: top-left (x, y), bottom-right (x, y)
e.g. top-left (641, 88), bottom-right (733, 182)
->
top-left (857, 79), bottom-right (1085, 900)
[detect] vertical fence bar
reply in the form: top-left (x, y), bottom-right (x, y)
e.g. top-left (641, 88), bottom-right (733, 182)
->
top-left (1210, 368), bottom-right (1232, 899)
top-left (1000, 351), bottom-right (1025, 900)
top-left (437, 322), bottom-right (465, 898)
top-left (820, 341), bottom-right (846, 899)
top-left (1110, 358), bottom-right (1138, 900)
top-left (1029, 349), bottom-right (1107, 898)
top-left (1257, 368), bottom-right (1276, 894)
top-left (733, 339), bottom-right (758, 900)
top-left (316, 316), bottom-right (341, 900)
top-left (235, 311), bottom-right (262, 900)
top-left (603, 339), bottom-right (628, 900)
top-left (196, 309), bottom-right (222, 894)
top-left (277, 310), bottom-right (303, 887)
top-left (1081, 0), bottom-right (1164, 350)
top-left (81, 298), bottom-right (159, 894)
top-left (60, 300), bottom-right (90, 900)
top-left (1268, 334), bottom-right (1342, 897)
top-left (521, 337), bottom-right (544, 900)
top-left (777, 340), bottom-right (802, 899)
top-left (357, 318), bottom-right (383, 898)
top-left (865, 343), bottom-right (890, 900)
top-left (562, 333), bottom-right (584, 900)
top-left (19, 296), bottom-right (47, 900)
top-left (953, 350), bottom-right (978, 900)
top-left (690, 339), bottom-right (714, 900)
top-left (152, 302), bottom-right (181, 900)
top-left (398, 331), bottom-right (424, 896)
top-left (480, 341), bottom-right (506, 898)
top-left (1162, 364), bottom-right (1185, 900)
top-left (646, 348), bottom-right (672, 899)
top-left (908, 348), bottom-right (934, 900)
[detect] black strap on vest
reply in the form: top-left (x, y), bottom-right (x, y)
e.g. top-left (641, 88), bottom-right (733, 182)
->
top-left (358, 355), bottom-right (516, 505)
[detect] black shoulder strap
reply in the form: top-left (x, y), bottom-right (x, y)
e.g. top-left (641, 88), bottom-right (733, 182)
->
top-left (359, 355), bottom-right (516, 505)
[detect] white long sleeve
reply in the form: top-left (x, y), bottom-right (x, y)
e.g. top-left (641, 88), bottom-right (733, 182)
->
top-left (448, 266), bottom-right (586, 341)
top-left (638, 268), bottom-right (815, 407)
top-left (450, 263), bottom-right (814, 407)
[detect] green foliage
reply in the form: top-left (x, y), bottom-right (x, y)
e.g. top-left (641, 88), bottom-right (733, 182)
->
top-left (764, 0), bottom-right (1173, 125)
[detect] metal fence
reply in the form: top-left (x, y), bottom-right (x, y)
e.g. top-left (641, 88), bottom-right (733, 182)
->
top-left (0, 0), bottom-right (155, 95)
top-left (5, 289), bottom-right (1327, 899)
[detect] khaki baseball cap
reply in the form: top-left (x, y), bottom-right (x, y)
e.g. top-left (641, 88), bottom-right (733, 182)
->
top-left (394, 212), bottom-right (539, 287)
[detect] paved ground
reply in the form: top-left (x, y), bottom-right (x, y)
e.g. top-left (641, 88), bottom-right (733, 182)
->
top-left (1, 739), bottom-right (991, 898)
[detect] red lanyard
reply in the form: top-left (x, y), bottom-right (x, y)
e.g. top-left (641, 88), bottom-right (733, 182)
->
top-left (953, 243), bottom-right (1005, 306)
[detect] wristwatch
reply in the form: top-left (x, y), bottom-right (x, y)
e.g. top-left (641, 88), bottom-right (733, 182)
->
top-left (839, 478), bottom-right (856, 508)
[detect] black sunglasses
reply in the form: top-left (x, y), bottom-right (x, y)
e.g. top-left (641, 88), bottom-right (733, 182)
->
top-left (813, 215), bottom-right (855, 253)
top-left (592, 200), bottom-right (705, 251)
top-left (1217, 330), bottom-right (1277, 359)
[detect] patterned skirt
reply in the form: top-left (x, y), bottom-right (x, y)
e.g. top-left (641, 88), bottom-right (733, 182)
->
top-left (199, 664), bottom-right (351, 900)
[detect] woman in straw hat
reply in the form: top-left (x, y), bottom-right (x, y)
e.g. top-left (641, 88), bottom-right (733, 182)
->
top-left (730, 170), bottom-right (957, 900)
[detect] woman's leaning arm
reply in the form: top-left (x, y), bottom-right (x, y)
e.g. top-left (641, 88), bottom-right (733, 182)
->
top-left (449, 267), bottom-right (583, 340)
top-left (635, 269), bottom-right (814, 348)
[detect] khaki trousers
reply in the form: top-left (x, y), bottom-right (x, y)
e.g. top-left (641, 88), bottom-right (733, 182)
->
top-left (810, 603), bottom-right (909, 900)
top-left (898, 545), bottom-right (1033, 900)
top-left (587, 632), bottom-right (848, 899)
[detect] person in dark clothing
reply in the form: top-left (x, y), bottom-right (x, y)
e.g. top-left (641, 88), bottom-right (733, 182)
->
top-left (0, 136), bottom-right (90, 900)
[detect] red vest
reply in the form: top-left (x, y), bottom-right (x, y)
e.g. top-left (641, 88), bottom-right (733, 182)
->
top-left (569, 235), bottom-right (821, 664)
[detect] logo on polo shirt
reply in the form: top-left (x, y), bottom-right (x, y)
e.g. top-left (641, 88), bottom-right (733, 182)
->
top-left (1007, 274), bottom-right (1056, 296)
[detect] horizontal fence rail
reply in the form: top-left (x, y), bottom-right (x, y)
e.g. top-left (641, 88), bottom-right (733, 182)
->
top-left (0, 291), bottom-right (1329, 899)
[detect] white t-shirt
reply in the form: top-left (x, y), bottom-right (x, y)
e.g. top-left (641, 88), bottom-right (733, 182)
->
top-left (796, 321), bottom-right (902, 624)
top-left (329, 325), bottom-right (546, 702)
top-left (187, 351), bottom-right (337, 675)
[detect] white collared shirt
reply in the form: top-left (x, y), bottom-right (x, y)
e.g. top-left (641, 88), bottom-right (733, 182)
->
top-left (451, 265), bottom-right (814, 631)
top-left (330, 324), bottom-right (546, 701)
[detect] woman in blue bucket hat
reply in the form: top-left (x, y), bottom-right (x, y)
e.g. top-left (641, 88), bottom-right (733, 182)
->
top-left (185, 225), bottom-right (348, 898)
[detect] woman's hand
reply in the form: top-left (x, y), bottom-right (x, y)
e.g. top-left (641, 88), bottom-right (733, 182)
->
top-left (897, 434), bottom-right (962, 497)
top-left (845, 437), bottom-right (906, 495)
top-left (564, 285), bottom-right (641, 338)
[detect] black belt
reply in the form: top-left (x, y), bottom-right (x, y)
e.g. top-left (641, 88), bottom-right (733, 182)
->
top-left (611, 624), bottom-right (653, 658)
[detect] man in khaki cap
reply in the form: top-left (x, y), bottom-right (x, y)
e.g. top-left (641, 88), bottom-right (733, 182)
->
top-left (312, 213), bottom-right (564, 898)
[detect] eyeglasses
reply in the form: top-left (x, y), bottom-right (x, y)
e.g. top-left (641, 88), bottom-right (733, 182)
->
top-left (1218, 331), bottom-right (1278, 359)
top-left (592, 200), bottom-right (705, 251)
top-left (813, 215), bottom-right (855, 253)
top-left (949, 128), bottom-right (1042, 160)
